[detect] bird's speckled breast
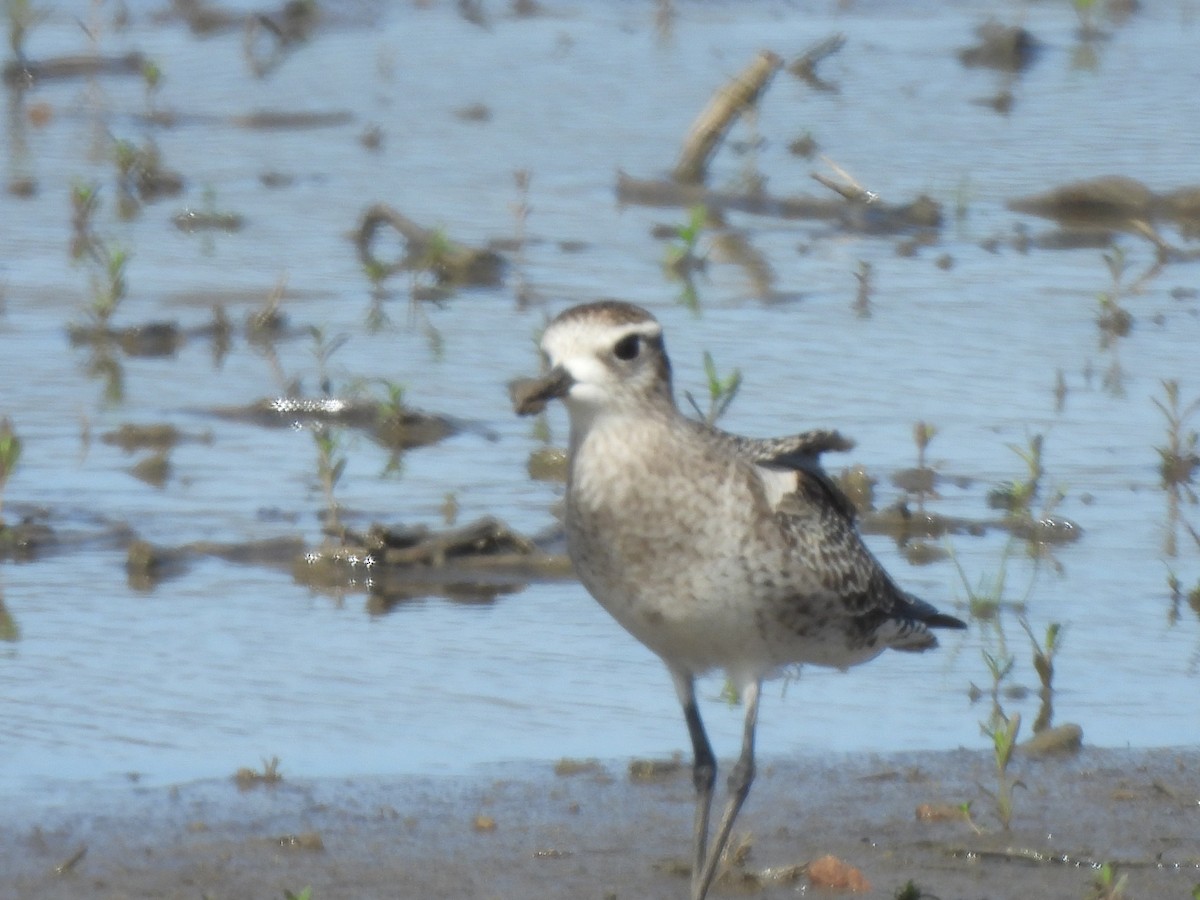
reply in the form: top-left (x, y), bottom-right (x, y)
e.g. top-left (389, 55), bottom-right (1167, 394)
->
top-left (565, 412), bottom-right (795, 676)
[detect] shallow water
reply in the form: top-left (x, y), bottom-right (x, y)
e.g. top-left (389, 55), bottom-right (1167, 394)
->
top-left (1, 0), bottom-right (1199, 799)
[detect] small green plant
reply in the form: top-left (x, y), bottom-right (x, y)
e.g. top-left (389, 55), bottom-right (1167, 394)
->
top-left (373, 379), bottom-right (406, 423)
top-left (84, 244), bottom-right (130, 329)
top-left (981, 647), bottom-right (1016, 724)
top-left (362, 257), bottom-right (390, 286)
top-left (913, 421), bottom-right (936, 465)
top-left (284, 887), bottom-right (313, 900)
top-left (1021, 617), bottom-right (1063, 733)
top-left (307, 328), bottom-right (350, 538)
top-left (1166, 570), bottom-right (1200, 628)
top-left (414, 227), bottom-right (454, 282)
top-left (958, 800), bottom-right (983, 835)
top-left (684, 351), bottom-right (742, 426)
top-left (234, 755), bottom-right (283, 790)
top-left (1153, 379), bottom-right (1200, 493)
top-left (982, 710), bottom-right (1021, 829)
top-left (510, 168), bottom-right (532, 305)
top-left (1072, 0), bottom-right (1099, 37)
top-left (69, 180), bottom-right (102, 260)
top-left (1095, 247), bottom-right (1133, 344)
top-left (853, 259), bottom-right (873, 318)
top-left (893, 880), bottom-right (939, 900)
top-left (5, 0), bottom-right (46, 63)
top-left (1090, 861), bottom-right (1128, 900)
top-left (0, 593), bottom-right (18, 641)
top-left (664, 204), bottom-right (708, 275)
top-left (313, 427), bottom-right (346, 529)
top-left (309, 327), bottom-right (348, 396)
top-left (888, 421), bottom-right (940, 519)
top-left (0, 416), bottom-right (21, 525)
top-left (987, 434), bottom-right (1044, 516)
top-left (368, 378), bottom-right (410, 475)
top-left (141, 57), bottom-right (163, 115)
top-left (950, 542), bottom-right (1011, 622)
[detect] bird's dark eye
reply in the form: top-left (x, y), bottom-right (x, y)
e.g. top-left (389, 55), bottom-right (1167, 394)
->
top-left (613, 334), bottom-right (641, 361)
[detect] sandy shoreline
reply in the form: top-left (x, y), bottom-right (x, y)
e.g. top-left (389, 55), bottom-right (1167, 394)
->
top-left (4, 746), bottom-right (1198, 900)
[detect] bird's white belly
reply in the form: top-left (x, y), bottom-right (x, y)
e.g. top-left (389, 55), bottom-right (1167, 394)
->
top-left (565, 414), bottom-right (885, 678)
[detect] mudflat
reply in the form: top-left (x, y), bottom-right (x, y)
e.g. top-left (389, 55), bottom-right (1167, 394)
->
top-left (5, 747), bottom-right (1198, 900)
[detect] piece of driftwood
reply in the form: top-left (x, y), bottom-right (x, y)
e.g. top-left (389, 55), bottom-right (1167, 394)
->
top-left (1010, 175), bottom-right (1200, 246)
top-left (1008, 175), bottom-right (1155, 227)
top-left (292, 517), bottom-right (572, 605)
top-left (958, 21), bottom-right (1039, 72)
top-left (616, 171), bottom-right (942, 234)
top-left (788, 33), bottom-right (845, 91)
top-left (355, 203), bottom-right (504, 286)
top-left (672, 50), bottom-right (783, 184)
top-left (2, 52), bottom-right (145, 87)
top-left (210, 396), bottom-right (459, 451)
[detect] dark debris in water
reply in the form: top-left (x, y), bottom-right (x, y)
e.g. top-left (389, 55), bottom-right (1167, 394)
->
top-left (101, 423), bottom-right (213, 454)
top-left (209, 396), bottom-right (459, 451)
top-left (293, 517), bottom-right (572, 606)
top-left (958, 21), bottom-right (1040, 73)
top-left (2, 52), bottom-right (145, 87)
top-left (1009, 175), bottom-right (1200, 240)
top-left (0, 516), bottom-right (56, 562)
top-left (68, 321), bottom-right (185, 358)
top-left (617, 171), bottom-right (944, 236)
top-left (355, 203), bottom-right (506, 287)
top-left (126, 535), bottom-right (306, 590)
top-left (173, 209), bottom-right (245, 233)
top-left (231, 110), bottom-right (353, 130)
top-left (860, 501), bottom-right (1082, 546)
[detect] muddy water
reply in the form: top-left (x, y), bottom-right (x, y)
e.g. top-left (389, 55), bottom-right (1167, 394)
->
top-left (1, 0), bottom-right (1199, 807)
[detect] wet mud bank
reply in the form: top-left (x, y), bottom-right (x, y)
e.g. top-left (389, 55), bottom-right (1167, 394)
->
top-left (4, 747), bottom-right (1198, 900)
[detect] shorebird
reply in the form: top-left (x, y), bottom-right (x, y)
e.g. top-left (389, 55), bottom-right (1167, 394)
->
top-left (510, 300), bottom-right (966, 900)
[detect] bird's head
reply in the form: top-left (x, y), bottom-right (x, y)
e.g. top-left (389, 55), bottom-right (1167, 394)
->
top-left (510, 301), bottom-right (674, 423)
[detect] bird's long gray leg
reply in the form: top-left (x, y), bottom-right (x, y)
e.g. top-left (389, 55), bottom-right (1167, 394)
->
top-left (693, 679), bottom-right (761, 900)
top-left (670, 669), bottom-right (716, 899)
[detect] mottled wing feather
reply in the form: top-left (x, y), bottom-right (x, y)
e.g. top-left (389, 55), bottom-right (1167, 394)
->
top-left (699, 423), bottom-right (860, 522)
top-left (774, 478), bottom-right (880, 608)
top-left (705, 425), bottom-right (855, 464)
top-left (772, 470), bottom-right (964, 650)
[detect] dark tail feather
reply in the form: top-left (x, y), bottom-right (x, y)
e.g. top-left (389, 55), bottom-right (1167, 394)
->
top-left (902, 592), bottom-right (968, 631)
top-left (926, 611), bottom-right (968, 630)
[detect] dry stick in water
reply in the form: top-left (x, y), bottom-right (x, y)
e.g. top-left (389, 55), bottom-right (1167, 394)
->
top-left (672, 50), bottom-right (783, 185)
top-left (354, 203), bottom-right (503, 287)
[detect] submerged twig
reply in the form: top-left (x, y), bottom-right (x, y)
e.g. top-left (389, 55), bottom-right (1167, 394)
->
top-left (673, 50), bottom-right (782, 184)
top-left (355, 203), bottom-right (504, 287)
top-left (789, 33), bottom-right (845, 91)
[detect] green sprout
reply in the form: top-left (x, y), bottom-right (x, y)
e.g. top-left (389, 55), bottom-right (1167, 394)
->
top-left (69, 180), bottom-right (102, 260)
top-left (1091, 861), bottom-right (1128, 900)
top-left (1153, 379), bottom-right (1200, 493)
top-left (85, 244), bottom-right (130, 329)
top-left (664, 204), bottom-right (709, 274)
top-left (0, 593), bottom-right (18, 642)
top-left (141, 58), bottom-right (163, 113)
top-left (5, 0), bottom-right (47, 63)
top-left (982, 710), bottom-right (1021, 830)
top-left (313, 426), bottom-right (346, 540)
top-left (414, 227), bottom-right (454, 282)
top-left (0, 416), bottom-right (21, 525)
top-left (1096, 247), bottom-right (1133, 344)
top-left (684, 350), bottom-right (742, 426)
top-left (853, 259), bottom-right (873, 318)
top-left (988, 434), bottom-right (1044, 517)
top-left (1020, 617), bottom-right (1063, 733)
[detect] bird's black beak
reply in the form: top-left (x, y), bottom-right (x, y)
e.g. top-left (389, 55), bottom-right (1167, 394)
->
top-left (509, 365), bottom-right (575, 416)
